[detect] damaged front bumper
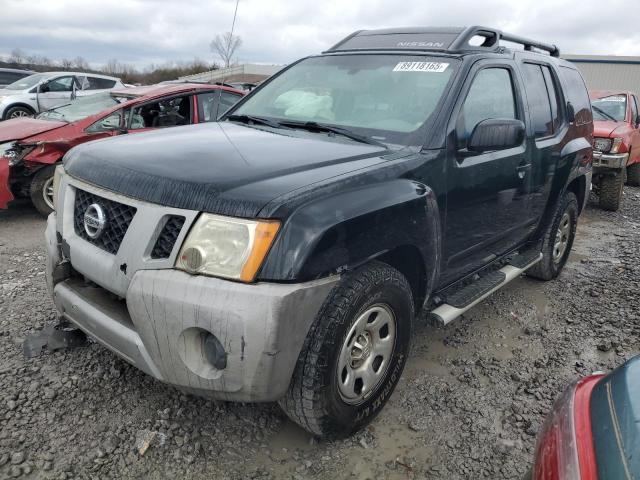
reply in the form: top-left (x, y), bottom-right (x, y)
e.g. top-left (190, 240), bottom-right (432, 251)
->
top-left (46, 214), bottom-right (338, 402)
top-left (0, 157), bottom-right (13, 208)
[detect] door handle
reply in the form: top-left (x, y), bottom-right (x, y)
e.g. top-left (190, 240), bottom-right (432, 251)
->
top-left (516, 162), bottom-right (531, 179)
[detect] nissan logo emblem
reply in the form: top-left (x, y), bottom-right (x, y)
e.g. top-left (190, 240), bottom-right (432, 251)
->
top-left (83, 203), bottom-right (107, 239)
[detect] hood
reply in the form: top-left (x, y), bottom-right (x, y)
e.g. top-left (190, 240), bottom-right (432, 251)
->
top-left (0, 117), bottom-right (67, 143)
top-left (593, 120), bottom-right (627, 138)
top-left (64, 122), bottom-right (388, 218)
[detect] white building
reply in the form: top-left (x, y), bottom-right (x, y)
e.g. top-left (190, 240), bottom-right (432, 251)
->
top-left (179, 63), bottom-right (284, 85)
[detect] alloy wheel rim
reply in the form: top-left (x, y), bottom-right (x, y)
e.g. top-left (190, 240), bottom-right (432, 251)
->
top-left (552, 212), bottom-right (570, 263)
top-left (43, 176), bottom-right (55, 210)
top-left (10, 110), bottom-right (30, 118)
top-left (337, 304), bottom-right (397, 405)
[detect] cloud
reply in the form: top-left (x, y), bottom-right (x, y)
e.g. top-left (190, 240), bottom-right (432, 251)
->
top-left (0, 0), bottom-right (638, 69)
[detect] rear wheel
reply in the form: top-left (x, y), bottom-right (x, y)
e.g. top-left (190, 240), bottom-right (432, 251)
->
top-left (30, 165), bottom-right (57, 216)
top-left (4, 105), bottom-right (34, 120)
top-left (279, 261), bottom-right (413, 438)
top-left (627, 163), bottom-right (640, 186)
top-left (527, 191), bottom-right (578, 281)
top-left (599, 169), bottom-right (625, 211)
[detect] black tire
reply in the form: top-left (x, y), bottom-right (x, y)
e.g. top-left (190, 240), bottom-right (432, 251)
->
top-left (627, 163), bottom-right (640, 186)
top-left (279, 261), bottom-right (414, 438)
top-left (4, 105), bottom-right (34, 120)
top-left (599, 169), bottom-right (625, 211)
top-left (30, 165), bottom-right (57, 216)
top-left (527, 191), bottom-right (578, 281)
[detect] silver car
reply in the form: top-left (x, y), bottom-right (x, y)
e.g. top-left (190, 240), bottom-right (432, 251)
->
top-left (0, 72), bottom-right (125, 120)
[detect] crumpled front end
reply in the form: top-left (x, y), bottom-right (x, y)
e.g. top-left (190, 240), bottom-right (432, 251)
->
top-left (0, 156), bottom-right (13, 208)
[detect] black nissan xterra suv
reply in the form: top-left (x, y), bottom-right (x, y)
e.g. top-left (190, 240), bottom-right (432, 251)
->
top-left (46, 27), bottom-right (593, 438)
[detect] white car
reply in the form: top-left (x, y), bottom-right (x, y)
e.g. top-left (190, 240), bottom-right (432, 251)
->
top-left (0, 72), bottom-right (125, 120)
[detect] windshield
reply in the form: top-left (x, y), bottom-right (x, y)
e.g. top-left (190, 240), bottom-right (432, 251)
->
top-left (592, 95), bottom-right (627, 122)
top-left (37, 92), bottom-right (129, 123)
top-left (231, 54), bottom-right (458, 146)
top-left (4, 73), bottom-right (47, 91)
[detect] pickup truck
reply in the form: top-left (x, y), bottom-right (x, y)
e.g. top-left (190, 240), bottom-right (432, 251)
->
top-left (590, 90), bottom-right (640, 211)
top-left (46, 26), bottom-right (593, 438)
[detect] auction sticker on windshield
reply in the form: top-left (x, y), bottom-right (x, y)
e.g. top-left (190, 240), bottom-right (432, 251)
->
top-left (393, 62), bottom-right (449, 73)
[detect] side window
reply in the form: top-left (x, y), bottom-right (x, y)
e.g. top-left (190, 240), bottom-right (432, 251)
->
top-left (559, 67), bottom-right (591, 126)
top-left (130, 96), bottom-right (191, 129)
top-left (197, 91), bottom-right (243, 122)
top-left (86, 111), bottom-right (123, 133)
top-left (630, 95), bottom-right (638, 124)
top-left (0, 72), bottom-right (22, 84)
top-left (87, 77), bottom-right (117, 90)
top-left (541, 66), bottom-right (562, 133)
top-left (218, 92), bottom-right (242, 117)
top-left (522, 63), bottom-right (553, 138)
top-left (458, 68), bottom-right (517, 146)
top-left (45, 76), bottom-right (74, 92)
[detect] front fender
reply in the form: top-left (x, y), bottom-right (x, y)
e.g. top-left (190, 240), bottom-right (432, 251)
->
top-left (258, 179), bottom-right (440, 293)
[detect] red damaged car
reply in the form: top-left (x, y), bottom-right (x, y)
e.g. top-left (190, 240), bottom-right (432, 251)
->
top-left (0, 83), bottom-right (244, 215)
top-left (589, 90), bottom-right (640, 211)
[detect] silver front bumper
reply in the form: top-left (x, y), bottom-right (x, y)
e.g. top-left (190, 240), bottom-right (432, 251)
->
top-left (592, 151), bottom-right (628, 169)
top-left (46, 208), bottom-right (338, 402)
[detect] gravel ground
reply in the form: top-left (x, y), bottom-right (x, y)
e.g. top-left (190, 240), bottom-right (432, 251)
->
top-left (1, 188), bottom-right (639, 480)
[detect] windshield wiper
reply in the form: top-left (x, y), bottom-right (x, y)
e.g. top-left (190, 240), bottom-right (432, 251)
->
top-left (592, 105), bottom-right (618, 122)
top-left (278, 121), bottom-right (387, 148)
top-left (226, 114), bottom-right (286, 129)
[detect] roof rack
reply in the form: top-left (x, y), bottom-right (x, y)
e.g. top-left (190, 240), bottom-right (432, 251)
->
top-left (325, 26), bottom-right (560, 57)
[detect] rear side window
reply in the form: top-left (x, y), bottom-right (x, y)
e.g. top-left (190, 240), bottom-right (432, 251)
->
top-left (631, 95), bottom-right (638, 123)
top-left (197, 91), bottom-right (243, 122)
top-left (559, 67), bottom-right (591, 126)
top-left (86, 77), bottom-right (117, 90)
top-left (458, 68), bottom-right (517, 146)
top-left (523, 64), bottom-right (553, 137)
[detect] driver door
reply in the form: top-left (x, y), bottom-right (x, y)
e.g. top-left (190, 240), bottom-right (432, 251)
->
top-left (442, 62), bottom-right (533, 282)
top-left (37, 76), bottom-right (77, 112)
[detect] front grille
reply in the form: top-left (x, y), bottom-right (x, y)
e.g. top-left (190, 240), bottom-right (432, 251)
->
top-left (151, 216), bottom-right (185, 259)
top-left (74, 189), bottom-right (137, 255)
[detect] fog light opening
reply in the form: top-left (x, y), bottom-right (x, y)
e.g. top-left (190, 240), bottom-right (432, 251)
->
top-left (201, 331), bottom-right (227, 370)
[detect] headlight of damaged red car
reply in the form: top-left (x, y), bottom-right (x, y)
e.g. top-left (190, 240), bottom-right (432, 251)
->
top-left (593, 137), bottom-right (612, 153)
top-left (0, 142), bottom-right (36, 167)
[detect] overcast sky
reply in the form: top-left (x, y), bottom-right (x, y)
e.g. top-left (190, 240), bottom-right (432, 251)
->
top-left (1, 0), bottom-right (639, 70)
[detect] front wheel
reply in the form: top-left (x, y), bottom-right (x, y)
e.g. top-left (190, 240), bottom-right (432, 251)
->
top-left (599, 169), bottom-right (625, 211)
top-left (279, 261), bottom-right (413, 438)
top-left (30, 165), bottom-right (57, 216)
top-left (4, 105), bottom-right (34, 120)
top-left (527, 191), bottom-right (578, 281)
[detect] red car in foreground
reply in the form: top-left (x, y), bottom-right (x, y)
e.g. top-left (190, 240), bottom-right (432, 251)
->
top-left (531, 356), bottom-right (640, 479)
top-left (0, 83), bottom-right (244, 214)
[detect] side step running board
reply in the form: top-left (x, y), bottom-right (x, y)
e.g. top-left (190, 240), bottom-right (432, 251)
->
top-left (430, 252), bottom-right (543, 326)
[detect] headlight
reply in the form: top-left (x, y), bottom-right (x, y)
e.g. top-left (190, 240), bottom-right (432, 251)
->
top-left (609, 137), bottom-right (624, 154)
top-left (593, 137), bottom-right (612, 153)
top-left (1, 142), bottom-right (35, 166)
top-left (0, 141), bottom-right (15, 159)
top-left (52, 164), bottom-right (64, 211)
top-left (176, 213), bottom-right (280, 282)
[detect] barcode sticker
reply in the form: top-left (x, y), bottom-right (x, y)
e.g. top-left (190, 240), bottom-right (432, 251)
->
top-left (392, 62), bottom-right (449, 73)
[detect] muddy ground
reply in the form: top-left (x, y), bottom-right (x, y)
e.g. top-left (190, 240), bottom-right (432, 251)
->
top-left (1, 189), bottom-right (639, 480)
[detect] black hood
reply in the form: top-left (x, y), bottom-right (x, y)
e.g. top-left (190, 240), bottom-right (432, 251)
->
top-left (63, 122), bottom-right (388, 218)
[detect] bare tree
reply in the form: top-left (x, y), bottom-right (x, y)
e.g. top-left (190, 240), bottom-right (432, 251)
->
top-left (210, 32), bottom-right (242, 68)
top-left (9, 48), bottom-right (24, 64)
top-left (73, 56), bottom-right (89, 70)
top-left (60, 58), bottom-right (74, 70)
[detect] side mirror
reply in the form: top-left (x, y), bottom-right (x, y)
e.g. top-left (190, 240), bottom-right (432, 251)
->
top-left (567, 101), bottom-right (576, 123)
top-left (467, 118), bottom-right (525, 153)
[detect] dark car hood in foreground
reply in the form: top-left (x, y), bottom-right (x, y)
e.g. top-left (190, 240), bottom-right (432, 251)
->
top-left (0, 118), bottom-right (67, 143)
top-left (590, 356), bottom-right (640, 478)
top-left (64, 122), bottom-right (388, 218)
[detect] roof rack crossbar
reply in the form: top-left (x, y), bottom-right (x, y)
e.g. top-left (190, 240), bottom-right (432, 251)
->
top-left (450, 26), bottom-right (560, 57)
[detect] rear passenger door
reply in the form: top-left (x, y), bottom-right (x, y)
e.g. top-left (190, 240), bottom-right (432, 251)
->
top-left (444, 61), bottom-right (533, 280)
top-left (519, 61), bottom-right (565, 224)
